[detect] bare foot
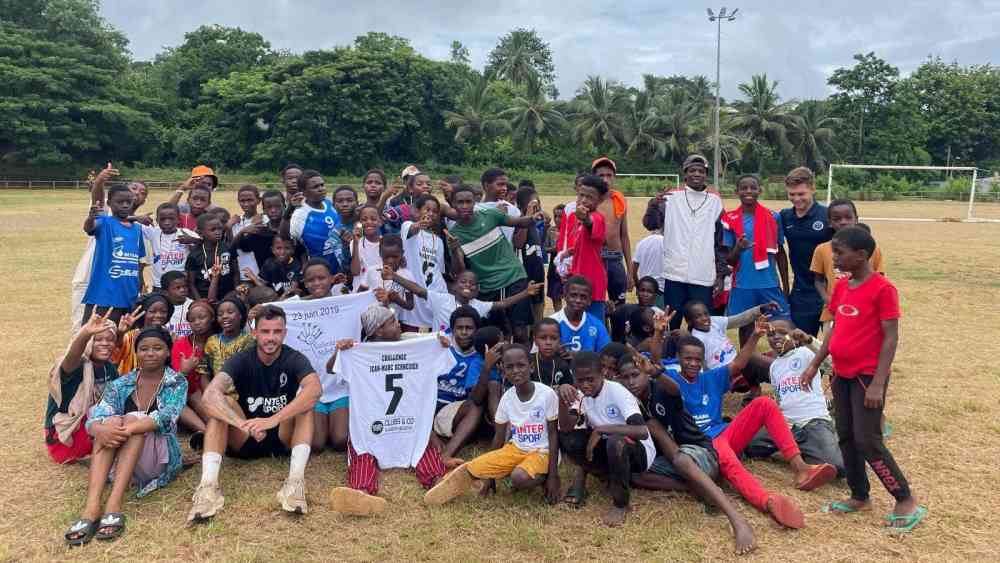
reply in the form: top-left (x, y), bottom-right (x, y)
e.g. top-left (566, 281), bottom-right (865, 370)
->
top-left (827, 498), bottom-right (871, 513)
top-left (732, 517), bottom-right (756, 555)
top-left (602, 505), bottom-right (627, 527)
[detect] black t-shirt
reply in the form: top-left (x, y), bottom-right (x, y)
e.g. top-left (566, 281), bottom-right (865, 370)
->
top-left (610, 304), bottom-right (641, 343)
top-left (221, 344), bottom-right (315, 419)
top-left (239, 227), bottom-right (308, 268)
top-left (642, 379), bottom-right (715, 452)
top-left (779, 203), bottom-right (833, 295)
top-left (185, 241), bottom-right (235, 299)
top-left (260, 256), bottom-right (303, 294)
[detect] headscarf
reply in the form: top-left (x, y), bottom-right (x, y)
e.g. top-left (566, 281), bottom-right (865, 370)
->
top-left (134, 325), bottom-right (173, 352)
top-left (361, 304), bottom-right (395, 341)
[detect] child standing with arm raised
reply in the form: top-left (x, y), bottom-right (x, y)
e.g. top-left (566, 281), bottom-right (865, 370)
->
top-left (801, 226), bottom-right (926, 532)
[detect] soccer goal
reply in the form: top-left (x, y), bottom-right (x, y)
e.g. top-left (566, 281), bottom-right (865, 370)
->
top-left (826, 164), bottom-right (998, 223)
top-left (617, 173), bottom-right (681, 188)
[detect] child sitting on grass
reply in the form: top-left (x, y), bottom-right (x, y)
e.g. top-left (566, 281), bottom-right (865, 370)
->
top-left (800, 226), bottom-right (926, 532)
top-left (424, 343), bottom-right (561, 506)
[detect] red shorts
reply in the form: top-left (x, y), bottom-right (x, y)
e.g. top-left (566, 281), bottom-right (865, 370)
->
top-left (45, 417), bottom-right (93, 464)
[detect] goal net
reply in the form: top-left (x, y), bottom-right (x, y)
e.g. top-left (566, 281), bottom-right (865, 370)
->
top-left (826, 164), bottom-right (999, 222)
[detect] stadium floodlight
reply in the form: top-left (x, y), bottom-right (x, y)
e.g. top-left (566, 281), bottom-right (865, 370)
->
top-left (826, 163), bottom-right (993, 222)
top-left (707, 8), bottom-right (714, 17)
top-left (708, 7), bottom-right (739, 189)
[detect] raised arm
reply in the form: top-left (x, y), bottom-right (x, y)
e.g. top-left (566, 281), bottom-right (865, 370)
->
top-left (491, 282), bottom-right (543, 311)
top-left (389, 270), bottom-right (428, 300)
top-left (727, 317), bottom-right (767, 377)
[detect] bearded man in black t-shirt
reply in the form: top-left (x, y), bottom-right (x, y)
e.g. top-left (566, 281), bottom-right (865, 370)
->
top-left (614, 353), bottom-right (757, 556)
top-left (187, 306), bottom-right (321, 523)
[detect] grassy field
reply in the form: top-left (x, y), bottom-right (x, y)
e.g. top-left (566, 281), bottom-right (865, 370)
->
top-left (2, 190), bottom-right (1000, 562)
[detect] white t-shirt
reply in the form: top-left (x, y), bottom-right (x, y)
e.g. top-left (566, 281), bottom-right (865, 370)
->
top-left (496, 383), bottom-right (559, 453)
top-left (399, 221), bottom-right (447, 329)
top-left (232, 215), bottom-right (267, 280)
top-left (475, 201), bottom-right (521, 242)
top-left (662, 187), bottom-right (723, 287)
top-left (580, 380), bottom-right (655, 470)
top-left (352, 237), bottom-right (383, 291)
top-left (334, 335), bottom-right (456, 468)
top-left (426, 290), bottom-right (494, 333)
top-left (359, 266), bottom-right (415, 319)
top-left (632, 233), bottom-right (665, 292)
top-left (166, 298), bottom-right (193, 338)
top-left (142, 226), bottom-right (198, 288)
top-left (769, 346), bottom-right (831, 425)
top-left (276, 291), bottom-right (377, 402)
top-left (691, 316), bottom-right (737, 370)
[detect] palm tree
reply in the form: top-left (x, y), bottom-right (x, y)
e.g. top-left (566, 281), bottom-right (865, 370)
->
top-left (443, 74), bottom-right (510, 144)
top-left (570, 75), bottom-right (628, 152)
top-left (499, 74), bottom-right (566, 151)
top-left (655, 89), bottom-right (704, 164)
top-left (789, 100), bottom-right (841, 171)
top-left (692, 110), bottom-right (745, 177)
top-left (687, 75), bottom-right (715, 108)
top-left (624, 90), bottom-right (668, 160)
top-left (731, 74), bottom-right (798, 172)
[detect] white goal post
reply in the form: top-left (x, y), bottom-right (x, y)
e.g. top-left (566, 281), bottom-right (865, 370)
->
top-left (825, 164), bottom-right (994, 222)
top-left (617, 173), bottom-right (680, 188)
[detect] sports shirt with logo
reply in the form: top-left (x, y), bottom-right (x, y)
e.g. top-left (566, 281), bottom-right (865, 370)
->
top-left (548, 310), bottom-right (610, 353)
top-left (448, 208), bottom-right (526, 293)
top-left (221, 344), bottom-right (314, 419)
top-left (827, 273), bottom-right (900, 378)
top-left (333, 335), bottom-right (456, 468)
top-left (580, 379), bottom-right (655, 470)
top-left (495, 383), bottom-right (558, 453)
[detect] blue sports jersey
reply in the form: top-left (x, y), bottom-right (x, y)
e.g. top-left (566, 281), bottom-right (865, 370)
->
top-left (549, 310), bottom-right (611, 353)
top-left (723, 210), bottom-right (784, 289)
top-left (437, 347), bottom-right (485, 406)
top-left (290, 200), bottom-right (346, 272)
top-left (665, 365), bottom-right (731, 438)
top-left (82, 215), bottom-right (146, 308)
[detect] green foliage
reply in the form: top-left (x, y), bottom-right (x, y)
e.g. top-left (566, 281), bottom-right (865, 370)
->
top-left (486, 28), bottom-right (557, 98)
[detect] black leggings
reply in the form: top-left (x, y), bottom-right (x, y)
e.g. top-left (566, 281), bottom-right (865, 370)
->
top-left (832, 375), bottom-right (911, 502)
top-left (559, 429), bottom-right (647, 508)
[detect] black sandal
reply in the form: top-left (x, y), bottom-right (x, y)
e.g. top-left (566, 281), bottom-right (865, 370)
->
top-left (64, 519), bottom-right (97, 546)
top-left (95, 512), bottom-right (126, 541)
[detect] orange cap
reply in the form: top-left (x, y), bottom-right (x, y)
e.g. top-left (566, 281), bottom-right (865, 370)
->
top-left (591, 156), bottom-right (616, 174)
top-left (190, 165), bottom-right (218, 188)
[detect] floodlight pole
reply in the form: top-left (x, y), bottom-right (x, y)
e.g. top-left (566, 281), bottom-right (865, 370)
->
top-left (708, 7), bottom-right (738, 189)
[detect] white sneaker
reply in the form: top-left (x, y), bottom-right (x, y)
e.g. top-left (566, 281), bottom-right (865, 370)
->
top-left (187, 483), bottom-right (224, 524)
top-left (277, 478), bottom-right (308, 514)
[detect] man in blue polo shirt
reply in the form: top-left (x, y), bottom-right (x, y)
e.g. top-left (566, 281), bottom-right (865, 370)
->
top-left (778, 167), bottom-right (832, 336)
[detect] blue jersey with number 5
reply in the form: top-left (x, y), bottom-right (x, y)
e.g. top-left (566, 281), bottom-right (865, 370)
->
top-left (549, 310), bottom-right (610, 353)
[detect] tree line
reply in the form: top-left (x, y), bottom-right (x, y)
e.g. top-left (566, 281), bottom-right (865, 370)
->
top-left (3, 0), bottom-right (1000, 182)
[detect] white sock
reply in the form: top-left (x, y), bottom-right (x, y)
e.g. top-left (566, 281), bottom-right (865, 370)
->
top-left (289, 444), bottom-right (311, 481)
top-left (201, 452), bottom-right (222, 485)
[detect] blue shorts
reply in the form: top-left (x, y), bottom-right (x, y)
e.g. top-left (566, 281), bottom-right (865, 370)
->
top-left (314, 396), bottom-right (349, 415)
top-left (648, 444), bottom-right (719, 481)
top-left (727, 286), bottom-right (790, 319)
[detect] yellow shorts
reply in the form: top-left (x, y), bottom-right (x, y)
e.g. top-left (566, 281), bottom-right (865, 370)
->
top-left (466, 442), bottom-right (550, 479)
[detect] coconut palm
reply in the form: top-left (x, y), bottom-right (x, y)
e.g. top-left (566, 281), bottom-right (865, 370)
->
top-left (655, 89), bottom-right (704, 164)
top-left (570, 75), bottom-right (628, 152)
top-left (499, 74), bottom-right (566, 151)
top-left (731, 74), bottom-right (798, 171)
top-left (789, 100), bottom-right (842, 171)
top-left (442, 74), bottom-right (510, 144)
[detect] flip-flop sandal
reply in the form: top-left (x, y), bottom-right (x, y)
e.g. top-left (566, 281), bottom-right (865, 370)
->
top-left (796, 464), bottom-right (837, 491)
top-left (884, 506), bottom-right (928, 533)
top-left (767, 494), bottom-right (805, 529)
top-left (95, 512), bottom-right (126, 541)
top-left (64, 519), bottom-right (97, 546)
top-left (563, 486), bottom-right (588, 508)
top-left (822, 501), bottom-right (866, 514)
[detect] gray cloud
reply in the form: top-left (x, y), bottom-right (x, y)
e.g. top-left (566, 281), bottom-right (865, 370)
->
top-left (102, 0), bottom-right (1000, 101)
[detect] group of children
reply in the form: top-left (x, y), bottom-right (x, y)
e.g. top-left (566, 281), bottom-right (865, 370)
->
top-left (51, 160), bottom-right (925, 553)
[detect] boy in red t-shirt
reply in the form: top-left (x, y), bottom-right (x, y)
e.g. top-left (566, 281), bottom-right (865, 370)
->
top-left (564, 174), bottom-right (608, 320)
top-left (801, 226), bottom-right (926, 533)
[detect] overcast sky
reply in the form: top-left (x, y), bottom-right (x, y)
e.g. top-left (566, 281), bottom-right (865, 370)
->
top-left (101, 0), bottom-right (1000, 101)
